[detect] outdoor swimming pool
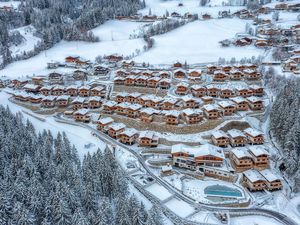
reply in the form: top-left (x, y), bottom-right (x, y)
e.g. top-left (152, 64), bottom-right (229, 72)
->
top-left (204, 184), bottom-right (243, 198)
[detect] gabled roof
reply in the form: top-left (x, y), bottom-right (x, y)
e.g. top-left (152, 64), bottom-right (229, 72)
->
top-left (243, 169), bottom-right (266, 183)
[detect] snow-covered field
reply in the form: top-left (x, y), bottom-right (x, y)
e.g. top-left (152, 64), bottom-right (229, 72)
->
top-left (9, 25), bottom-right (41, 57)
top-left (145, 183), bottom-right (173, 201)
top-left (140, 0), bottom-right (245, 17)
top-left (164, 198), bottom-right (195, 218)
top-left (0, 91), bottom-right (104, 160)
top-left (230, 215), bottom-right (284, 225)
top-left (134, 19), bottom-right (264, 64)
top-left (91, 20), bottom-right (149, 41)
top-left (0, 38), bottom-right (145, 78)
top-left (188, 211), bottom-right (221, 224)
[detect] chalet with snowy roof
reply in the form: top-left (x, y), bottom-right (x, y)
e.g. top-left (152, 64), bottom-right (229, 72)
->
top-left (244, 69), bottom-right (260, 80)
top-left (159, 71), bottom-right (171, 78)
top-left (164, 110), bottom-right (181, 125)
top-left (255, 39), bottom-right (269, 48)
top-left (230, 148), bottom-right (253, 171)
top-left (126, 92), bottom-right (142, 104)
top-left (203, 104), bottom-right (220, 119)
top-left (250, 85), bottom-right (264, 97)
top-left (48, 72), bottom-right (63, 84)
top-left (124, 75), bottom-right (136, 86)
top-left (290, 55), bottom-right (300, 63)
top-left (114, 77), bottom-right (125, 85)
top-left (72, 97), bottom-right (85, 110)
top-left (140, 108), bottom-right (159, 123)
top-left (229, 69), bottom-right (243, 80)
top-left (118, 128), bottom-right (138, 145)
top-left (107, 123), bottom-right (126, 139)
top-left (247, 97), bottom-right (263, 111)
top-left (116, 102), bottom-right (130, 116)
top-left (283, 59), bottom-right (298, 72)
top-left (32, 76), bottom-right (45, 85)
top-left (275, 3), bottom-right (288, 10)
top-left (159, 79), bottom-right (171, 89)
top-left (138, 131), bottom-right (159, 147)
top-left (135, 76), bottom-right (148, 87)
top-left (235, 38), bottom-right (252, 46)
top-left (173, 68), bottom-right (187, 79)
top-left (161, 164), bottom-right (173, 176)
top-left (188, 70), bottom-right (201, 78)
top-left (213, 70), bottom-right (228, 82)
top-left (115, 92), bottom-right (128, 103)
top-left (41, 96), bottom-right (56, 108)
top-left (73, 109), bottom-right (90, 122)
top-left (141, 70), bottom-right (154, 77)
top-left (161, 98), bottom-right (179, 110)
top-left (260, 169), bottom-right (282, 191)
top-left (65, 56), bottom-right (79, 63)
top-left (235, 86), bottom-right (252, 97)
top-left (173, 62), bottom-right (183, 68)
top-left (104, 54), bottom-right (123, 62)
top-left (96, 117), bottom-right (114, 132)
top-left (221, 65), bottom-right (232, 73)
top-left (14, 92), bottom-right (30, 102)
top-left (171, 143), bottom-right (225, 169)
top-left (78, 86), bottom-right (91, 97)
top-left (40, 86), bottom-right (52, 96)
top-left (122, 60), bottom-right (135, 68)
top-left (244, 128), bottom-right (264, 145)
top-left (175, 82), bottom-right (189, 96)
top-left (73, 70), bottom-right (88, 80)
top-left (191, 85), bottom-right (206, 97)
top-left (24, 84), bottom-right (41, 93)
top-left (248, 146), bottom-right (269, 168)
top-left (29, 95), bottom-right (43, 104)
top-left (206, 85), bottom-right (219, 97)
top-left (201, 96), bottom-right (214, 104)
top-left (90, 86), bottom-right (106, 98)
top-left (12, 78), bottom-right (29, 88)
top-left (52, 85), bottom-right (65, 96)
top-left (219, 87), bottom-right (235, 99)
top-left (145, 96), bottom-right (163, 109)
top-left (202, 13), bottom-right (211, 20)
top-left (147, 77), bottom-right (161, 88)
top-left (231, 97), bottom-right (249, 111)
top-left (207, 65), bottom-right (218, 74)
top-left (243, 169), bottom-right (266, 191)
top-left (181, 96), bottom-right (199, 109)
top-left (56, 95), bottom-right (70, 107)
top-left (88, 97), bottom-right (102, 109)
top-left (93, 64), bottom-right (110, 75)
top-left (211, 130), bottom-right (229, 147)
top-left (103, 101), bottom-right (117, 114)
top-left (218, 100), bottom-right (236, 116)
top-left (181, 108), bottom-right (203, 124)
top-left (127, 104), bottom-right (142, 118)
top-left (227, 129), bottom-right (247, 147)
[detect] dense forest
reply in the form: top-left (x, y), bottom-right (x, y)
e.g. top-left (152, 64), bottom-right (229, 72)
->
top-left (269, 78), bottom-right (300, 192)
top-left (0, 106), bottom-right (163, 224)
top-left (0, 0), bottom-right (144, 68)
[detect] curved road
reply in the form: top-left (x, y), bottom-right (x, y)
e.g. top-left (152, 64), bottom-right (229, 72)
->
top-left (54, 115), bottom-right (298, 225)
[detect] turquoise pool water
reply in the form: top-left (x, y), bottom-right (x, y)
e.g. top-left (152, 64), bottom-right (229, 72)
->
top-left (204, 184), bottom-right (243, 198)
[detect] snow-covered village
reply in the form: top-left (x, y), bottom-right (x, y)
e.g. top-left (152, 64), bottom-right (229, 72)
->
top-left (0, 0), bottom-right (300, 224)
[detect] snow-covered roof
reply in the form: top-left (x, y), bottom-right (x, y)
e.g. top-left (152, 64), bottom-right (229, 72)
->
top-left (116, 92), bottom-right (128, 98)
top-left (57, 95), bottom-right (70, 101)
top-left (23, 84), bottom-right (40, 90)
top-left (191, 84), bottom-right (206, 90)
top-left (140, 107), bottom-right (160, 115)
top-left (92, 86), bottom-right (105, 91)
top-left (42, 96), bottom-right (56, 101)
top-left (164, 110), bottom-right (181, 117)
top-left (227, 129), bottom-right (246, 138)
top-left (203, 104), bottom-right (219, 111)
top-left (74, 108), bottom-right (90, 115)
top-left (128, 92), bottom-right (142, 98)
top-left (182, 108), bottom-right (203, 116)
top-left (171, 143), bottom-right (225, 159)
top-left (248, 146), bottom-right (269, 157)
top-left (128, 104), bottom-right (142, 111)
top-left (66, 85), bottom-right (78, 90)
top-left (231, 148), bottom-right (252, 159)
top-left (231, 96), bottom-right (247, 104)
top-left (98, 117), bottom-right (114, 125)
top-left (72, 97), bottom-right (85, 104)
top-left (161, 164), bottom-right (172, 172)
top-left (176, 82), bottom-right (189, 88)
top-left (108, 122), bottom-right (126, 131)
top-left (52, 85), bottom-right (65, 90)
top-left (79, 85), bottom-right (91, 90)
top-left (40, 86), bottom-right (53, 91)
top-left (163, 98), bottom-right (179, 104)
top-left (88, 96), bottom-right (102, 102)
top-left (174, 68), bottom-right (187, 73)
top-left (211, 130), bottom-right (228, 139)
top-left (244, 128), bottom-right (263, 137)
top-left (139, 131), bottom-right (157, 139)
top-left (260, 169), bottom-right (281, 182)
top-left (120, 128), bottom-right (138, 137)
top-left (218, 100), bottom-right (235, 108)
top-left (243, 169), bottom-right (266, 183)
top-left (103, 100), bottom-right (117, 107)
top-left (247, 96), bottom-right (263, 103)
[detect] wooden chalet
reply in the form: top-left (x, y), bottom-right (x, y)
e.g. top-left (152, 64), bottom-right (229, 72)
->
top-left (219, 87), bottom-right (235, 99)
top-left (56, 95), bottom-right (70, 107)
top-left (40, 86), bottom-right (53, 96)
top-left (32, 76), bottom-right (45, 85)
top-left (191, 85), bottom-right (206, 97)
top-left (78, 86), bottom-right (91, 97)
top-left (65, 56), bottom-right (79, 63)
top-left (73, 109), bottom-right (91, 122)
top-left (107, 123), bottom-right (126, 139)
top-left (114, 76), bottom-right (125, 85)
top-left (175, 82), bottom-right (189, 95)
top-left (247, 97), bottom-right (264, 111)
top-left (127, 104), bottom-right (142, 118)
top-left (173, 68), bottom-right (187, 79)
top-left (173, 62), bottom-right (183, 68)
top-left (96, 117), bottom-right (114, 132)
top-left (52, 85), bottom-right (65, 96)
top-left (91, 86), bottom-right (106, 98)
top-left (161, 98), bottom-right (179, 110)
top-left (140, 108), bottom-right (159, 123)
top-left (104, 54), bottom-right (123, 62)
top-left (41, 96), bottom-right (56, 108)
top-left (28, 95), bottom-right (43, 104)
top-left (164, 110), bottom-right (181, 125)
top-left (227, 129), bottom-right (247, 147)
top-left (188, 70), bottom-right (201, 78)
top-left (147, 77), bottom-right (161, 88)
top-left (93, 64), bottom-right (110, 75)
top-left (88, 97), bottom-right (102, 109)
top-left (126, 92), bottom-right (142, 104)
top-left (203, 104), bottom-right (220, 119)
top-left (48, 72), bottom-right (63, 84)
top-left (202, 13), bottom-right (211, 20)
top-left (12, 78), bottom-right (28, 88)
top-left (250, 85), bottom-right (264, 97)
top-left (206, 85), bottom-right (219, 97)
top-left (243, 169), bottom-right (266, 191)
top-left (138, 131), bottom-right (159, 147)
top-left (231, 97), bottom-right (249, 111)
top-left (159, 79), bottom-right (171, 89)
top-left (230, 148), bottom-right (253, 171)
top-left (260, 169), bottom-right (282, 191)
top-left (218, 100), bottom-right (236, 116)
top-left (72, 97), bottom-right (85, 110)
top-left (135, 76), bottom-right (148, 87)
top-left (115, 92), bottom-right (128, 103)
top-left (102, 101), bottom-right (117, 114)
top-left (65, 86), bottom-right (78, 96)
top-left (181, 96), bottom-right (199, 109)
top-left (171, 143), bottom-right (225, 169)
top-left (213, 70), bottom-right (228, 82)
top-left (244, 69), bottom-right (260, 80)
top-left (73, 70), bottom-right (88, 80)
top-left (124, 75), bottom-right (136, 86)
top-left (181, 108), bottom-right (203, 124)
top-left (235, 86), bottom-right (252, 97)
top-left (118, 128), bottom-right (138, 145)
top-left (159, 71), bottom-right (171, 78)
top-left (23, 84), bottom-right (41, 93)
top-left (207, 64), bottom-right (218, 74)
top-left (211, 130), bottom-right (229, 147)
top-left (255, 39), bottom-right (269, 48)
top-left (201, 96), bottom-right (214, 104)
top-left (122, 60), bottom-right (135, 68)
top-left (244, 128), bottom-right (264, 145)
top-left (229, 69), bottom-right (243, 80)
top-left (115, 69), bottom-right (128, 77)
top-left (14, 92), bottom-right (30, 102)
top-left (221, 65), bottom-right (232, 73)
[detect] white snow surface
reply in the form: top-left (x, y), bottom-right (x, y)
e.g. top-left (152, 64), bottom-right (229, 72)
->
top-left (134, 19), bottom-right (264, 64)
top-left (145, 183), bottom-right (173, 201)
top-left (230, 215), bottom-right (284, 225)
top-left (164, 198), bottom-right (195, 218)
